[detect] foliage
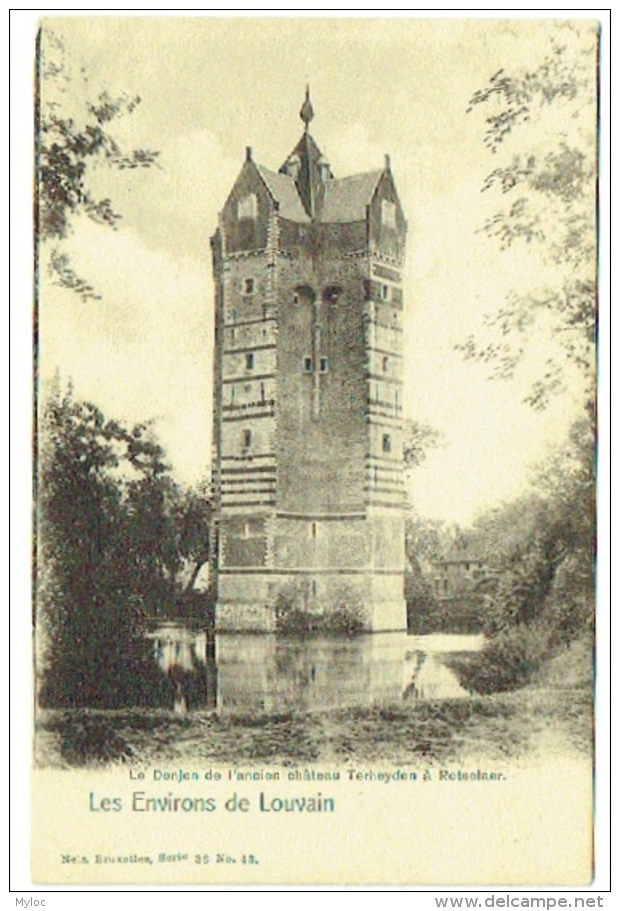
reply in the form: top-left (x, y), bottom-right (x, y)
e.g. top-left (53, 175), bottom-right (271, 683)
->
top-left (453, 412), bottom-right (595, 692)
top-left (403, 419), bottom-right (444, 469)
top-left (323, 588), bottom-right (366, 635)
top-left (37, 386), bottom-right (213, 707)
top-left (458, 25), bottom-right (598, 408)
top-left (36, 28), bottom-right (159, 300)
top-left (174, 484), bottom-right (214, 596)
top-left (274, 584), bottom-right (366, 636)
top-left (475, 413), bottom-right (594, 639)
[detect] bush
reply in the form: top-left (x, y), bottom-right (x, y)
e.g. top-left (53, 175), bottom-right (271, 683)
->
top-left (543, 553), bottom-right (595, 644)
top-left (274, 584), bottom-right (366, 636)
top-left (323, 588), bottom-right (366, 635)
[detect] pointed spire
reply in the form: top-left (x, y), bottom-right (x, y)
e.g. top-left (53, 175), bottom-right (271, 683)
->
top-left (299, 85), bottom-right (314, 131)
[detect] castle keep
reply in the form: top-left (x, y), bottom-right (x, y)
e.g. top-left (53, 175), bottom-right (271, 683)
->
top-left (211, 91), bottom-right (407, 631)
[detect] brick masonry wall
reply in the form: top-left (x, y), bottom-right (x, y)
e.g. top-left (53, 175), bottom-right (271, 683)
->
top-left (272, 516), bottom-right (370, 569)
top-left (212, 164), bottom-right (408, 631)
top-left (275, 254), bottom-right (368, 513)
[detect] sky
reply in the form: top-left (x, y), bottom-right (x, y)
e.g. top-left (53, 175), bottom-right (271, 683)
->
top-left (35, 15), bottom-right (598, 526)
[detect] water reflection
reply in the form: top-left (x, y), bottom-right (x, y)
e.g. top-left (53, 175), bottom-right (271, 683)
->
top-left (146, 623), bottom-right (482, 715)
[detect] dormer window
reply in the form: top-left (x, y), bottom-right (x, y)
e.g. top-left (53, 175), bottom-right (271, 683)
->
top-left (282, 155), bottom-right (301, 179)
top-left (238, 194), bottom-right (257, 220)
top-left (381, 199), bottom-right (396, 228)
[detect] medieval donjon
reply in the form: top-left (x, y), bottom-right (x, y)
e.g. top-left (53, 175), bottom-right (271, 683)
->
top-left (211, 90), bottom-right (407, 632)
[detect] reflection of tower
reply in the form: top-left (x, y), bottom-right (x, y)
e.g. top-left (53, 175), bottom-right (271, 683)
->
top-left (150, 625), bottom-right (218, 711)
top-left (211, 89), bottom-right (408, 632)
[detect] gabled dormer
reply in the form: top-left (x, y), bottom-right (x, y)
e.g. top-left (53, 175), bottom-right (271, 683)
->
top-left (367, 159), bottom-right (407, 262)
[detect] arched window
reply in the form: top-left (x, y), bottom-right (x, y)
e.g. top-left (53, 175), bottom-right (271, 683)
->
top-left (294, 284), bottom-right (316, 306)
top-left (323, 285), bottom-right (342, 304)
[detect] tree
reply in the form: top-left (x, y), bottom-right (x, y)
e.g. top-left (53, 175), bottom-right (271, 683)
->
top-left (458, 24), bottom-right (598, 409)
top-left (174, 484), bottom-right (214, 596)
top-left (403, 418), bottom-right (443, 470)
top-left (38, 387), bottom-right (142, 705)
top-left (468, 411), bottom-right (595, 640)
top-left (36, 28), bottom-right (159, 300)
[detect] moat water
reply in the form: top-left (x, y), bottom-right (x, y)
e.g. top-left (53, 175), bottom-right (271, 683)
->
top-left (146, 622), bottom-right (483, 715)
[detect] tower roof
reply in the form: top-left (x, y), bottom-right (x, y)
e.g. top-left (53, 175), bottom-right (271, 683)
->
top-left (321, 170), bottom-right (383, 223)
top-left (256, 165), bottom-right (311, 223)
top-left (227, 89), bottom-right (398, 228)
top-left (281, 128), bottom-right (331, 219)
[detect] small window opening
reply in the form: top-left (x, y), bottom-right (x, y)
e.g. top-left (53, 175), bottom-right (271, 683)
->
top-left (382, 356), bottom-right (389, 372)
top-left (311, 580), bottom-right (317, 597)
top-left (311, 521), bottom-right (317, 539)
top-left (320, 357), bottom-right (328, 373)
top-left (244, 278), bottom-right (255, 294)
top-left (238, 194), bottom-right (257, 220)
top-left (242, 429), bottom-right (252, 451)
top-left (381, 199), bottom-right (396, 228)
top-left (246, 352), bottom-right (254, 370)
top-left (303, 356), bottom-right (313, 373)
top-left (382, 433), bottom-right (392, 453)
top-left (260, 382), bottom-right (265, 402)
top-left (380, 284), bottom-right (390, 301)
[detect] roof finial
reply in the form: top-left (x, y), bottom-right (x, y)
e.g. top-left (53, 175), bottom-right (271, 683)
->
top-left (299, 84), bottom-right (314, 131)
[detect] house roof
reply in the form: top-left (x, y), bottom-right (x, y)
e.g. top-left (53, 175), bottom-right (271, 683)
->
top-left (439, 537), bottom-right (485, 565)
top-left (256, 165), bottom-right (311, 223)
top-left (320, 170), bottom-right (383, 223)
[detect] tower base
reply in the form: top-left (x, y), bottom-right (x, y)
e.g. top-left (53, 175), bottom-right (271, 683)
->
top-left (215, 570), bottom-right (407, 633)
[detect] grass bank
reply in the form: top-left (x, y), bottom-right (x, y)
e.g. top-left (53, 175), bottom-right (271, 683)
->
top-left (36, 637), bottom-right (593, 769)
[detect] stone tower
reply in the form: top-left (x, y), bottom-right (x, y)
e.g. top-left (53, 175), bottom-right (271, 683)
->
top-left (211, 90), bottom-right (407, 632)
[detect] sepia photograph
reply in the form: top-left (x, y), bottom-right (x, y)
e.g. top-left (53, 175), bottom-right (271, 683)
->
top-left (26, 14), bottom-right (601, 886)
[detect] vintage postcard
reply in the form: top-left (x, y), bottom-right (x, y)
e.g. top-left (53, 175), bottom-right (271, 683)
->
top-left (31, 16), bottom-right (600, 886)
